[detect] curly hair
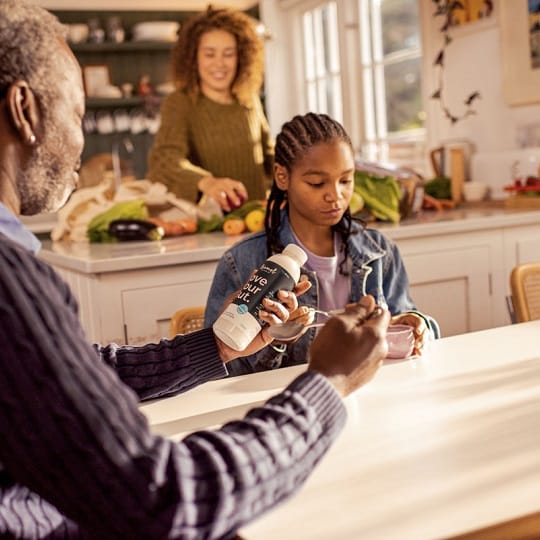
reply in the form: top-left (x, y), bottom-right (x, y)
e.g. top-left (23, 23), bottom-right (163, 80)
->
top-left (266, 112), bottom-right (360, 275)
top-left (0, 0), bottom-right (67, 114)
top-left (171, 5), bottom-right (263, 107)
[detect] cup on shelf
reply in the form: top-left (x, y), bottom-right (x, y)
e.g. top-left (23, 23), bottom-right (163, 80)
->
top-left (113, 109), bottom-right (130, 133)
top-left (96, 111), bottom-right (114, 134)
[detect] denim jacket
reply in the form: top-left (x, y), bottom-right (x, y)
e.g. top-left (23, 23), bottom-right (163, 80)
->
top-left (205, 215), bottom-right (440, 376)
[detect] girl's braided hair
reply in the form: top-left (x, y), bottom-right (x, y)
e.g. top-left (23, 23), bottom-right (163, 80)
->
top-left (265, 112), bottom-right (359, 275)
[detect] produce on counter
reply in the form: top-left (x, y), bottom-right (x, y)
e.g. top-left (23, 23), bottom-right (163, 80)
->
top-left (353, 171), bottom-right (401, 223)
top-left (108, 219), bottom-right (164, 242)
top-left (222, 200), bottom-right (266, 235)
top-left (244, 208), bottom-right (265, 232)
top-left (424, 176), bottom-right (452, 200)
top-left (222, 218), bottom-right (246, 235)
top-left (199, 200), bottom-right (267, 235)
top-left (504, 176), bottom-right (540, 197)
top-left (422, 194), bottom-right (455, 211)
top-left (148, 217), bottom-right (198, 236)
top-left (349, 191), bottom-right (364, 215)
top-left (53, 177), bottom-right (199, 243)
top-left (87, 200), bottom-right (149, 243)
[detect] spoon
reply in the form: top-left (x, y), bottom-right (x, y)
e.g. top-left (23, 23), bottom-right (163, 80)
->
top-left (268, 308), bottom-right (346, 343)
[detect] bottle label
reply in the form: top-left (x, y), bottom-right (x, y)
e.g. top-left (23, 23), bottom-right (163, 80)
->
top-left (229, 261), bottom-right (295, 325)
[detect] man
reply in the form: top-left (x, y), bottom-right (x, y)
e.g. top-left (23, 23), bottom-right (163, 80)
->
top-left (0, 1), bottom-right (390, 539)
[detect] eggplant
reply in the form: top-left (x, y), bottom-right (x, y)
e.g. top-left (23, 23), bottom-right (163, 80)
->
top-left (108, 219), bottom-right (164, 241)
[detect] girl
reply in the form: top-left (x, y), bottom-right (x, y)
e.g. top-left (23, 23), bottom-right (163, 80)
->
top-left (147, 7), bottom-right (273, 212)
top-left (205, 112), bottom-right (439, 375)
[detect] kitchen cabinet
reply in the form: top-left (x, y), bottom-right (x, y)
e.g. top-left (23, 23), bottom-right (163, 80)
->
top-left (52, 10), bottom-right (186, 179)
top-left (377, 206), bottom-right (540, 336)
top-left (40, 233), bottom-right (231, 344)
top-left (39, 207), bottom-right (540, 345)
top-left (394, 232), bottom-right (499, 336)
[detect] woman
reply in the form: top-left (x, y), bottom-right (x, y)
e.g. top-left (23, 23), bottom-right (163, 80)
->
top-left (205, 112), bottom-right (440, 376)
top-left (147, 7), bottom-right (274, 212)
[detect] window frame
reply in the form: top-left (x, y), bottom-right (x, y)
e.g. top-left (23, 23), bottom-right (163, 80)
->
top-left (282, 0), bottom-right (426, 168)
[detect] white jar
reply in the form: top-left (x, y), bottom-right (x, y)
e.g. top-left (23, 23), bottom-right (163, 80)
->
top-left (213, 244), bottom-right (308, 351)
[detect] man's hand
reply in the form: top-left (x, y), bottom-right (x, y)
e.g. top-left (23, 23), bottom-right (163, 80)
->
top-left (308, 295), bottom-right (390, 397)
top-left (216, 276), bottom-right (312, 363)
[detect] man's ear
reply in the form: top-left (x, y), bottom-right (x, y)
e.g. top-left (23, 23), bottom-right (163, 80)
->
top-left (274, 164), bottom-right (289, 191)
top-left (5, 80), bottom-right (40, 146)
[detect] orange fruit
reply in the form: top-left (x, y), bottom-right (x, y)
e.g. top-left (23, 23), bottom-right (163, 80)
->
top-left (223, 218), bottom-right (246, 235)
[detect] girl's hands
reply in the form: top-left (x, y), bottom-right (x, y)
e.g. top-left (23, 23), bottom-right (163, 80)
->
top-left (391, 312), bottom-right (431, 356)
top-left (216, 276), bottom-right (312, 363)
top-left (198, 176), bottom-right (248, 212)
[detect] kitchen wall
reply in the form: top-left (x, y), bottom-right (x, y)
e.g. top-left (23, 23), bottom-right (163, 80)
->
top-left (36, 0), bottom-right (540, 185)
top-left (420, 3), bottom-right (540, 155)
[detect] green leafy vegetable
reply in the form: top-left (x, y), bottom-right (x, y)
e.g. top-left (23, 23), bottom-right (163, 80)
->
top-left (354, 171), bottom-right (401, 223)
top-left (87, 200), bottom-right (148, 243)
top-left (424, 176), bottom-right (451, 199)
top-left (197, 215), bottom-right (224, 233)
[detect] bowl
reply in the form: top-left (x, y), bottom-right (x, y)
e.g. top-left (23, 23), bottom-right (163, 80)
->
top-left (463, 181), bottom-right (488, 202)
top-left (67, 23), bottom-right (89, 44)
top-left (386, 324), bottom-right (415, 359)
top-left (131, 21), bottom-right (180, 42)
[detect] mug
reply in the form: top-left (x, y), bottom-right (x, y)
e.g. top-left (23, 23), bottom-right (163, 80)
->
top-left (386, 324), bottom-right (415, 359)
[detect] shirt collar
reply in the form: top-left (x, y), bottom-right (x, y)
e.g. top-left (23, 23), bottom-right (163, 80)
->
top-left (0, 202), bottom-right (42, 254)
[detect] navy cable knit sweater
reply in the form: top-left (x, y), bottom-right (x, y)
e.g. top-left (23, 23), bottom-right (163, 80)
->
top-left (0, 231), bottom-right (346, 539)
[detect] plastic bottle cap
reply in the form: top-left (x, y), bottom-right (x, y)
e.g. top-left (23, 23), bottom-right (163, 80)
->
top-left (282, 243), bottom-right (308, 267)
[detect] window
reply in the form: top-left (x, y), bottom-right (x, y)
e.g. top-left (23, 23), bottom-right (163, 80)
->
top-left (298, 0), bottom-right (426, 171)
top-left (360, 0), bottom-right (425, 168)
top-left (301, 2), bottom-right (343, 123)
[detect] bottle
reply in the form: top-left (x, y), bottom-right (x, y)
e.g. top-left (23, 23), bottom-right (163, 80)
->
top-left (213, 244), bottom-right (308, 351)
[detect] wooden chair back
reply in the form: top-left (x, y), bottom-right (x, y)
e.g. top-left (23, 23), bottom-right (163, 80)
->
top-left (510, 262), bottom-right (540, 323)
top-left (170, 306), bottom-right (206, 337)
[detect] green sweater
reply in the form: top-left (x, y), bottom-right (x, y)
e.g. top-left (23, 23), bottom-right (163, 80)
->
top-left (147, 91), bottom-right (274, 202)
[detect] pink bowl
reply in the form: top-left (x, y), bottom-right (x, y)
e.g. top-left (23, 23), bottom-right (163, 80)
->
top-left (386, 324), bottom-right (415, 359)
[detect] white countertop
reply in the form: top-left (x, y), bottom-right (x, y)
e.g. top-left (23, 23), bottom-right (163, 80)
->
top-left (38, 205), bottom-right (540, 274)
top-left (141, 321), bottom-right (540, 539)
top-left (38, 232), bottom-right (241, 273)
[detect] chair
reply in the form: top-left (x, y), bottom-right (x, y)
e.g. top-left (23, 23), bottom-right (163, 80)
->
top-left (169, 306), bottom-right (206, 337)
top-left (510, 263), bottom-right (540, 323)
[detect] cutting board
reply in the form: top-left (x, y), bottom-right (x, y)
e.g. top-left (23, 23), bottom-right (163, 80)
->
top-left (450, 148), bottom-right (465, 203)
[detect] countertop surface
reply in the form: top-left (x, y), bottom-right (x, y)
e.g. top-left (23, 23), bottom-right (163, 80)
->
top-left (140, 321), bottom-right (540, 540)
top-left (38, 204), bottom-right (540, 273)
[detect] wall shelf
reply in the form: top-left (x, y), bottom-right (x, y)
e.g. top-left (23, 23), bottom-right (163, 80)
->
top-left (71, 41), bottom-right (174, 53)
top-left (85, 96), bottom-right (150, 108)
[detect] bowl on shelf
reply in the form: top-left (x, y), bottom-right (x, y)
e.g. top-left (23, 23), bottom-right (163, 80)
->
top-left (67, 23), bottom-right (89, 44)
top-left (131, 21), bottom-right (180, 42)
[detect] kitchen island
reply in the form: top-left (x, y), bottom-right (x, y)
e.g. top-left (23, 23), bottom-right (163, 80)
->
top-left (38, 204), bottom-right (540, 344)
top-left (140, 320), bottom-right (540, 540)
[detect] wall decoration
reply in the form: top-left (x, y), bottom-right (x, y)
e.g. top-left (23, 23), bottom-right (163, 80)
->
top-left (500, 1), bottom-right (540, 105)
top-left (430, 1), bottom-right (489, 124)
top-left (448, 0), bottom-right (494, 26)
